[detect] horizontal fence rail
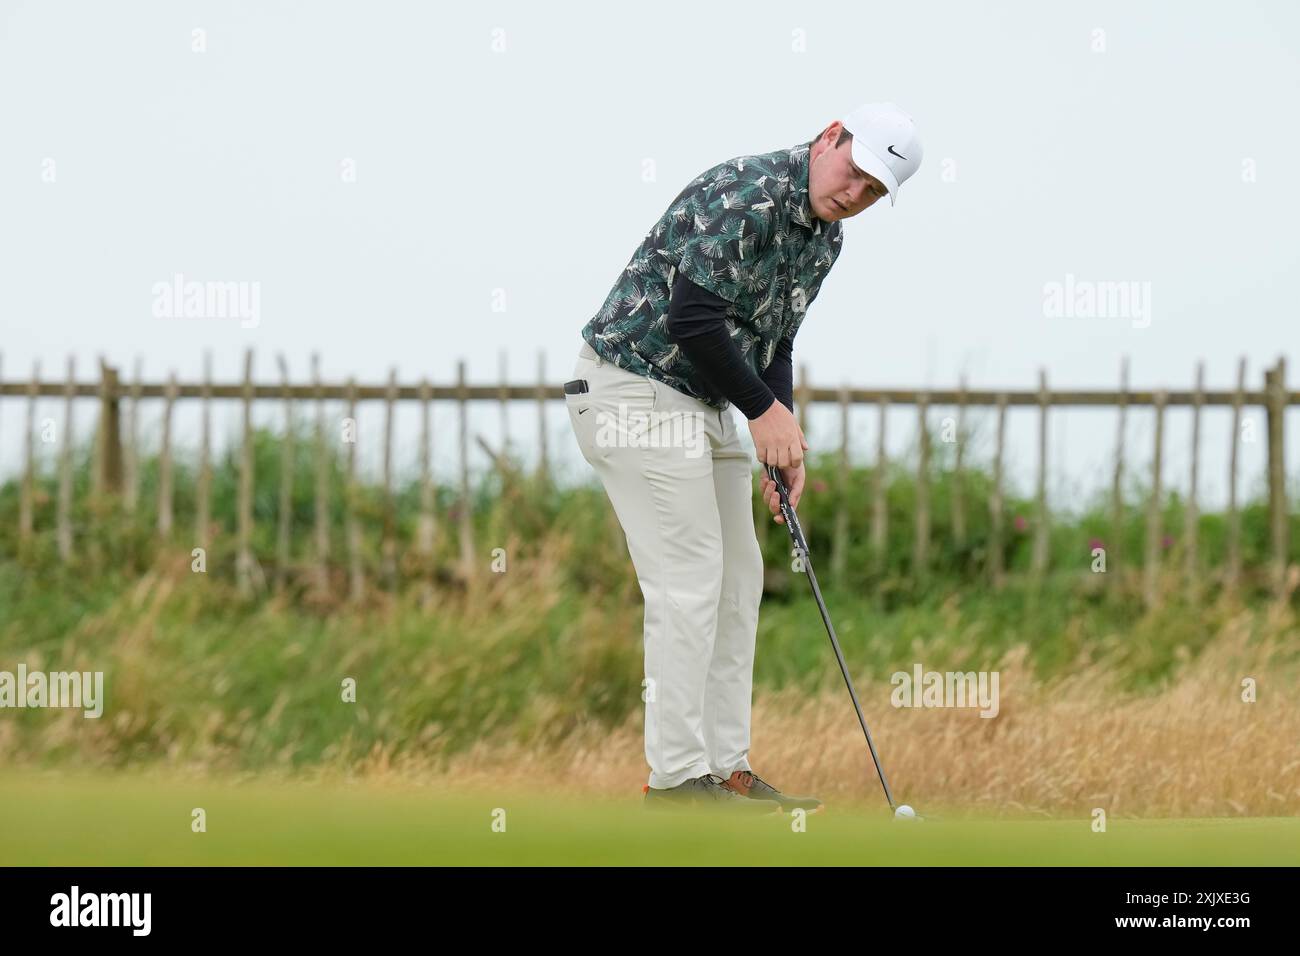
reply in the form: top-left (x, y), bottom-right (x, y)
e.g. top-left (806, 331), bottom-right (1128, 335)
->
top-left (3, 383), bottom-right (1298, 406)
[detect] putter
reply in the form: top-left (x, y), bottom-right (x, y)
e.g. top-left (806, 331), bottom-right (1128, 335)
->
top-left (765, 463), bottom-right (919, 820)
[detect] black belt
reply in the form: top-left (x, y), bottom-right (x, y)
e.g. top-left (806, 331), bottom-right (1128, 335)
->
top-left (563, 379), bottom-right (589, 395)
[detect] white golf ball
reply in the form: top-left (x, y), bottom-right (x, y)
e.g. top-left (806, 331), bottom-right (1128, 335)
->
top-left (894, 804), bottom-right (916, 819)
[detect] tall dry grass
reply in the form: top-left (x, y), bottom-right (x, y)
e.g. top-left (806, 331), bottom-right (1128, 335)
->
top-left (338, 601), bottom-right (1300, 819)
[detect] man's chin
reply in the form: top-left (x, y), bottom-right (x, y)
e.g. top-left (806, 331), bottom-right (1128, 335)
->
top-left (823, 202), bottom-right (847, 221)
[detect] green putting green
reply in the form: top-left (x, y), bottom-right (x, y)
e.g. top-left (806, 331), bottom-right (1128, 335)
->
top-left (1, 772), bottom-right (1295, 866)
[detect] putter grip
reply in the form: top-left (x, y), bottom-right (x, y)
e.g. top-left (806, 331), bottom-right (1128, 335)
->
top-left (766, 464), bottom-right (810, 555)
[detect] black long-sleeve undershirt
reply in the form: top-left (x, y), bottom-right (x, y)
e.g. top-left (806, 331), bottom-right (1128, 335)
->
top-left (763, 334), bottom-right (794, 414)
top-left (665, 270), bottom-right (794, 419)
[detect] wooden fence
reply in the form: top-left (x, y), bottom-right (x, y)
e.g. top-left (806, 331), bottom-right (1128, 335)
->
top-left (0, 349), bottom-right (1293, 605)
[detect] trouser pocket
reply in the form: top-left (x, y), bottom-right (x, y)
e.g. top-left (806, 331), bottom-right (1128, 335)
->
top-left (569, 362), bottom-right (657, 463)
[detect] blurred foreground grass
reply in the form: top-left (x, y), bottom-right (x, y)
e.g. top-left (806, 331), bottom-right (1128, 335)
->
top-left (0, 770), bottom-right (1296, 866)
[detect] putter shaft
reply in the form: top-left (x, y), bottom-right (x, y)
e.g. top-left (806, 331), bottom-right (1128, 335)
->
top-left (766, 464), bottom-right (897, 811)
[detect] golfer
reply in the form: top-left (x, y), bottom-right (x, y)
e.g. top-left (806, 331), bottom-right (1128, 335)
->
top-left (564, 103), bottom-right (922, 812)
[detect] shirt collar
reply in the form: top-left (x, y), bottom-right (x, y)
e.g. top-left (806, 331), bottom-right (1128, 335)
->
top-left (787, 140), bottom-right (825, 236)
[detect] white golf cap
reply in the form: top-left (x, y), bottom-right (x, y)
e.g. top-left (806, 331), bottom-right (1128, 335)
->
top-left (841, 102), bottom-right (923, 206)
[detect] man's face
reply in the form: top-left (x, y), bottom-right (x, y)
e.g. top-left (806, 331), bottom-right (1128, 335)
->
top-left (808, 122), bottom-right (889, 223)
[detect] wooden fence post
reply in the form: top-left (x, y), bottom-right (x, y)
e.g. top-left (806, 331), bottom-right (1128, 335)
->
top-left (196, 352), bottom-right (212, 550)
top-left (276, 354), bottom-right (296, 592)
top-left (796, 363), bottom-right (811, 443)
top-left (312, 353), bottom-right (329, 594)
top-left (952, 373), bottom-right (967, 549)
top-left (1032, 369), bottom-right (1050, 584)
top-left (1265, 357), bottom-right (1289, 601)
top-left (989, 393), bottom-right (1007, 590)
top-left (158, 371), bottom-right (177, 538)
top-left (95, 358), bottom-right (123, 499)
top-left (382, 366), bottom-right (398, 590)
top-left (58, 356), bottom-right (75, 562)
top-left (19, 362), bottom-right (39, 545)
top-left (1225, 357), bottom-right (1246, 593)
top-left (1144, 389), bottom-right (1167, 608)
top-left (457, 360), bottom-right (475, 584)
top-left (345, 376), bottom-right (363, 603)
top-left (1111, 357), bottom-right (1129, 579)
top-left (418, 377), bottom-right (436, 558)
top-left (1186, 361), bottom-right (1204, 601)
top-left (832, 383), bottom-right (850, 585)
top-left (123, 358), bottom-right (141, 513)
top-left (237, 350), bottom-right (256, 596)
top-left (913, 390), bottom-right (930, 584)
top-left (89, 356), bottom-right (100, 501)
top-left (871, 398), bottom-right (888, 574)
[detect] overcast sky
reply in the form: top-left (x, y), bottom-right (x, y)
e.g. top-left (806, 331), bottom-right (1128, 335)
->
top-left (2, 0), bottom-right (1297, 510)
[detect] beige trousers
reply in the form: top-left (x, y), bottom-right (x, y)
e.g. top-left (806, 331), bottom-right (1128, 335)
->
top-left (565, 340), bottom-right (763, 789)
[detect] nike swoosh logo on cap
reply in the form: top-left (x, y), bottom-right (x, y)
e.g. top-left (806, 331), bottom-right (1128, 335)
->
top-left (887, 145), bottom-right (908, 160)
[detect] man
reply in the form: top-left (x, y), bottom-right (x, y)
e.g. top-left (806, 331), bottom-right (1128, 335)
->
top-left (564, 103), bottom-right (922, 813)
